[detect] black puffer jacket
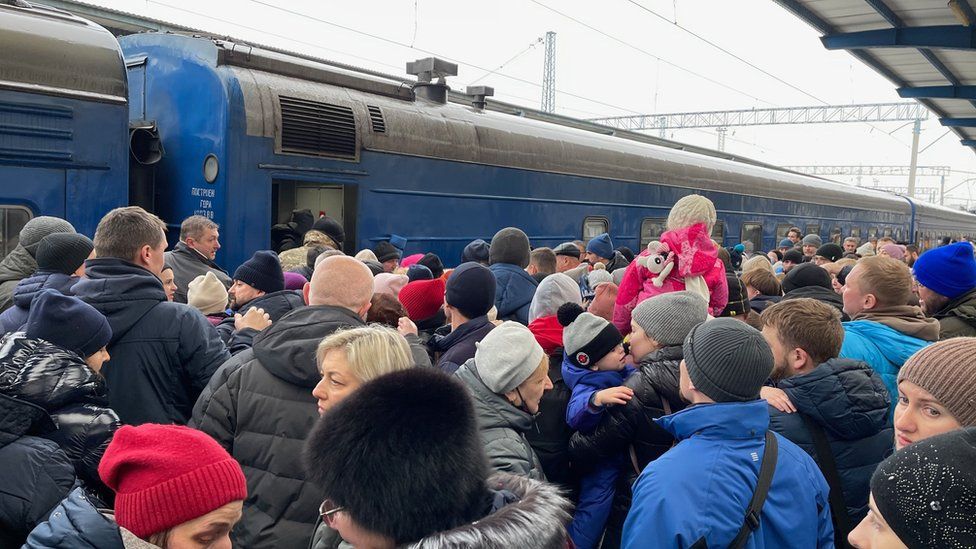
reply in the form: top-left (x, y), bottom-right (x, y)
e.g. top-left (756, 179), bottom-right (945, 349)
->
top-left (0, 271), bottom-right (77, 333)
top-left (568, 345), bottom-right (686, 549)
top-left (190, 305), bottom-right (365, 549)
top-left (768, 358), bottom-right (892, 526)
top-left (524, 351), bottom-right (578, 501)
top-left (214, 290), bottom-right (306, 353)
top-left (0, 333), bottom-right (119, 502)
top-left (72, 259), bottom-right (230, 425)
top-left (0, 393), bottom-right (75, 548)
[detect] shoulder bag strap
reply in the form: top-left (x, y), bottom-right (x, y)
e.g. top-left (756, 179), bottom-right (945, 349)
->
top-left (628, 396), bottom-right (677, 475)
top-left (729, 431), bottom-right (778, 549)
top-left (801, 414), bottom-right (854, 548)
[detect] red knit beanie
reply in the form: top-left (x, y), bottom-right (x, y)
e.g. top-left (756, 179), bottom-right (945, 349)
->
top-left (398, 277), bottom-right (446, 321)
top-left (98, 424), bottom-right (248, 538)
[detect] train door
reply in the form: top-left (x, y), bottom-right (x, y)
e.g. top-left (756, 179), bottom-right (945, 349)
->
top-left (271, 180), bottom-right (357, 253)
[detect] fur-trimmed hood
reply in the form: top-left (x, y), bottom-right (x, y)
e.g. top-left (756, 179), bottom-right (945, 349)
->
top-left (404, 472), bottom-right (571, 549)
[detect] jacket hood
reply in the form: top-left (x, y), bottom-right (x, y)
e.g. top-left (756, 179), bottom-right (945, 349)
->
top-left (636, 345), bottom-right (684, 406)
top-left (657, 400), bottom-right (769, 441)
top-left (72, 259), bottom-right (166, 343)
top-left (432, 315), bottom-right (491, 353)
top-left (852, 305), bottom-right (941, 342)
top-left (252, 305), bottom-right (364, 387)
top-left (0, 333), bottom-right (105, 413)
top-left (455, 360), bottom-right (534, 433)
top-left (784, 284), bottom-right (844, 308)
top-left (0, 245), bottom-right (36, 283)
top-left (404, 472), bottom-right (571, 549)
top-left (844, 319), bottom-right (933, 365)
top-left (12, 271), bottom-right (77, 309)
top-left (489, 263), bottom-right (539, 317)
top-left (22, 487), bottom-right (125, 548)
top-left (777, 358), bottom-right (891, 440)
top-left (560, 354), bottom-right (632, 392)
top-left (936, 287), bottom-right (976, 318)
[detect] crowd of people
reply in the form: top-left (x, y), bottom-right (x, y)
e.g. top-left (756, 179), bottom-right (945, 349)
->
top-left (0, 197), bottom-right (975, 548)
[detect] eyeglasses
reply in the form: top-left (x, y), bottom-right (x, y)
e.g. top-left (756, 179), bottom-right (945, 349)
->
top-left (319, 499), bottom-right (345, 526)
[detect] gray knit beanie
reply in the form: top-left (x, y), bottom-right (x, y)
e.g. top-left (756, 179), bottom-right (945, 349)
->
top-left (683, 318), bottom-right (773, 402)
top-left (19, 216), bottom-right (75, 256)
top-left (801, 234), bottom-right (822, 248)
top-left (488, 227), bottom-right (531, 268)
top-left (558, 303), bottom-right (623, 368)
top-left (898, 338), bottom-right (976, 426)
top-left (632, 291), bottom-right (708, 347)
top-left (474, 321), bottom-right (544, 394)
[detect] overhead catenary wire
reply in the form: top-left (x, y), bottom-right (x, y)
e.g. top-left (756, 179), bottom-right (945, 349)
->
top-left (470, 37), bottom-right (544, 85)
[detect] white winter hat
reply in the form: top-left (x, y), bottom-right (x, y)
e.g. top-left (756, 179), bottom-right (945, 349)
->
top-left (475, 321), bottom-right (545, 394)
top-left (188, 272), bottom-right (228, 315)
top-left (667, 194), bottom-right (717, 231)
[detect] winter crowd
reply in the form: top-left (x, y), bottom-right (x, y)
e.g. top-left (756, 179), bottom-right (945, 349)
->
top-left (0, 196), bottom-right (975, 549)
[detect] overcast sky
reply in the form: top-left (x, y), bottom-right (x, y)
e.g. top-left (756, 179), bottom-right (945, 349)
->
top-left (92, 0), bottom-right (976, 206)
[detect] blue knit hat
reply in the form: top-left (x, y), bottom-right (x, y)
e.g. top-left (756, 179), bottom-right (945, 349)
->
top-left (778, 238), bottom-right (793, 248)
top-left (233, 250), bottom-right (284, 294)
top-left (733, 243), bottom-right (745, 253)
top-left (913, 242), bottom-right (976, 300)
top-left (26, 289), bottom-right (111, 357)
top-left (586, 233), bottom-right (614, 261)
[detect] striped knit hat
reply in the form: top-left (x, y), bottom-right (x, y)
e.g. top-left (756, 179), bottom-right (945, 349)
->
top-left (898, 338), bottom-right (976, 426)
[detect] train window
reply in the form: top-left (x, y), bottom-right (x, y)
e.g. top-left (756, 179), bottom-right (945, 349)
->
top-left (712, 220), bottom-right (725, 244)
top-left (775, 223), bottom-right (792, 241)
top-left (850, 227), bottom-right (861, 240)
top-left (0, 206), bottom-right (32, 260)
top-left (741, 223), bottom-right (762, 253)
top-left (805, 223), bottom-right (820, 236)
top-left (883, 227), bottom-right (893, 237)
top-left (582, 217), bottom-right (609, 241)
top-left (830, 227), bottom-right (842, 244)
top-left (639, 218), bottom-right (667, 249)
top-left (868, 227), bottom-right (878, 239)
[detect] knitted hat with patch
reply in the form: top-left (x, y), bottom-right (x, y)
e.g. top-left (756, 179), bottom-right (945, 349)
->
top-left (558, 302), bottom-right (622, 369)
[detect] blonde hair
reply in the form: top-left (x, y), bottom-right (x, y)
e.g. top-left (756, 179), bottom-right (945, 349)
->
top-left (741, 255), bottom-right (774, 274)
top-left (853, 255), bottom-right (914, 307)
top-left (316, 325), bottom-right (413, 383)
top-left (821, 258), bottom-right (857, 276)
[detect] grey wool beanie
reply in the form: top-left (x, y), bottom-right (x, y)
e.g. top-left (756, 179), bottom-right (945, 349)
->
top-left (474, 321), bottom-right (545, 394)
top-left (488, 227), bottom-right (531, 268)
top-left (683, 318), bottom-right (773, 402)
top-left (632, 291), bottom-right (708, 347)
top-left (558, 302), bottom-right (623, 368)
top-left (19, 216), bottom-right (75, 256)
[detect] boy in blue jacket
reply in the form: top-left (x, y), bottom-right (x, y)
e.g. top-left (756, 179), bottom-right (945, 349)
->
top-left (558, 303), bottom-right (635, 549)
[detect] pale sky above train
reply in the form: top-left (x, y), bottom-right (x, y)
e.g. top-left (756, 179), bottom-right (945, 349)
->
top-left (95, 0), bottom-right (976, 206)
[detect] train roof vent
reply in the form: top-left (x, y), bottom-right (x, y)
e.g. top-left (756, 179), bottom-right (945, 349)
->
top-left (367, 105), bottom-right (386, 133)
top-left (278, 96), bottom-right (357, 158)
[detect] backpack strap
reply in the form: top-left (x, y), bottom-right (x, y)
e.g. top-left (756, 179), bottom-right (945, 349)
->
top-left (801, 414), bottom-right (854, 548)
top-left (729, 431), bottom-right (778, 549)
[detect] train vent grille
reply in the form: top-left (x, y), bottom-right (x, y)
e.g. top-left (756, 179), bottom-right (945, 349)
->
top-left (367, 105), bottom-right (386, 133)
top-left (279, 96), bottom-right (357, 158)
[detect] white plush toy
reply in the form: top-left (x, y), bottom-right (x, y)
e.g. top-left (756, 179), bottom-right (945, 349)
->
top-left (636, 241), bottom-right (675, 288)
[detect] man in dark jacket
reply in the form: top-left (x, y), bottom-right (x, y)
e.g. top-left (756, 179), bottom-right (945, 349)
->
top-left (781, 262), bottom-right (848, 320)
top-left (72, 207), bottom-right (234, 425)
top-left (431, 262), bottom-right (496, 374)
top-left (164, 215), bottom-right (232, 303)
top-left (913, 242), bottom-right (976, 339)
top-left (0, 216), bottom-right (75, 313)
top-left (190, 255), bottom-right (376, 549)
top-left (489, 227), bottom-right (538, 325)
top-left (760, 298), bottom-right (892, 544)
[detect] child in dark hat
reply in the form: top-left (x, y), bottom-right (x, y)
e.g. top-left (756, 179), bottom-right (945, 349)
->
top-left (558, 302), bottom-right (635, 549)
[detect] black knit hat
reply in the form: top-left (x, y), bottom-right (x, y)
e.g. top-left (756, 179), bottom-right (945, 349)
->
top-left (445, 262), bottom-right (496, 319)
top-left (311, 216), bottom-right (344, 246)
top-left (720, 274), bottom-right (750, 318)
top-left (417, 253), bottom-right (445, 279)
top-left (461, 239), bottom-right (490, 264)
top-left (815, 243), bottom-right (843, 263)
top-left (683, 318), bottom-right (773, 402)
top-left (36, 233), bottom-right (93, 275)
top-left (782, 249), bottom-right (804, 264)
top-left (303, 369), bottom-right (490, 545)
top-left (232, 250), bottom-right (284, 293)
top-left (489, 227), bottom-right (531, 268)
top-left (837, 264), bottom-right (854, 286)
top-left (26, 289), bottom-right (111, 358)
top-left (374, 241), bottom-right (401, 263)
top-left (782, 262), bottom-right (832, 294)
top-left (871, 428), bottom-right (976, 548)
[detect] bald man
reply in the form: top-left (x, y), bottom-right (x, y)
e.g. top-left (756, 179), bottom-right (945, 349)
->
top-left (190, 254), bottom-right (427, 547)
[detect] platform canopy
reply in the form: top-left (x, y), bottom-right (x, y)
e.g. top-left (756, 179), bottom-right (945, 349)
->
top-left (774, 0), bottom-right (976, 153)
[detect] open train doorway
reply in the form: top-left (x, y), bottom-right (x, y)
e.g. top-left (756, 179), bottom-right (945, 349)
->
top-left (271, 180), bottom-right (357, 254)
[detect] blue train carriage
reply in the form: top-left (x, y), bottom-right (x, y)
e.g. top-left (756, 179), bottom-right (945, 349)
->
top-left (119, 33), bottom-right (969, 270)
top-left (0, 2), bottom-right (128, 257)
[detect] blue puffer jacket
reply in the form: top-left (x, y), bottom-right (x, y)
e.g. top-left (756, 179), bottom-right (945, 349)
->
top-left (72, 259), bottom-right (230, 425)
top-left (622, 401), bottom-right (833, 549)
top-left (22, 487), bottom-right (126, 548)
top-left (841, 319), bottom-right (933, 412)
top-left (0, 271), bottom-right (77, 333)
top-left (490, 263), bottom-right (538, 325)
top-left (768, 359), bottom-right (893, 525)
top-left (561, 356), bottom-right (635, 433)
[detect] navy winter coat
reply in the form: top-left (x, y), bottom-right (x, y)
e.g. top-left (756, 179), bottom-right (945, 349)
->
top-left (72, 259), bottom-right (230, 425)
top-left (22, 487), bottom-right (128, 549)
top-left (490, 263), bottom-right (538, 325)
top-left (0, 272), bottom-right (77, 334)
top-left (431, 315), bottom-right (494, 374)
top-left (768, 358), bottom-right (893, 525)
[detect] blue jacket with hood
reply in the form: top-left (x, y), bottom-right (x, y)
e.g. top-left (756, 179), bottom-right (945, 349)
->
top-left (622, 400), bottom-right (834, 549)
top-left (489, 263), bottom-right (538, 325)
top-left (72, 259), bottom-right (230, 425)
top-left (0, 271), bottom-right (77, 333)
top-left (841, 318), bottom-right (934, 412)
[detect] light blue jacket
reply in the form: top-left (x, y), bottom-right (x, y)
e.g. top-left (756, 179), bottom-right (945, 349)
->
top-left (841, 320), bottom-right (932, 414)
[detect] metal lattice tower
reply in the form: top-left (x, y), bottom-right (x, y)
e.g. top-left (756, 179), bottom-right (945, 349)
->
top-left (541, 31), bottom-right (556, 113)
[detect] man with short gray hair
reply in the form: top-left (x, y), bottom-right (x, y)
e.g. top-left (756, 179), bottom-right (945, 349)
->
top-left (165, 214), bottom-right (231, 303)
